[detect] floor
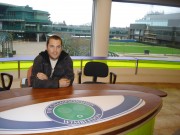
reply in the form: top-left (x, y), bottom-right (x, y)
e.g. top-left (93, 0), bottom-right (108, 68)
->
top-left (125, 83), bottom-right (180, 135)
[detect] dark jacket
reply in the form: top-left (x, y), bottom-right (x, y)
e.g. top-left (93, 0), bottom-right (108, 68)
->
top-left (31, 50), bottom-right (74, 88)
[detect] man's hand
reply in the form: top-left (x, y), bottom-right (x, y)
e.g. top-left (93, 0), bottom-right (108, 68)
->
top-left (59, 78), bottom-right (70, 87)
top-left (37, 72), bottom-right (48, 80)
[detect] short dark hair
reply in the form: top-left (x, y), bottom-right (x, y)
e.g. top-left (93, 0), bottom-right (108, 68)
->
top-left (46, 35), bottom-right (63, 46)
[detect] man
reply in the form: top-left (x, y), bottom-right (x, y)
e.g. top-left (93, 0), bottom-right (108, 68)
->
top-left (31, 35), bottom-right (74, 88)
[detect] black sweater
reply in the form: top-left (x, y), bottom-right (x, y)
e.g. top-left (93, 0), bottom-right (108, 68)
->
top-left (31, 50), bottom-right (74, 88)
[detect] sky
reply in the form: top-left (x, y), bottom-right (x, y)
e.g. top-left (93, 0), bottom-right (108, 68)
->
top-left (0, 0), bottom-right (180, 27)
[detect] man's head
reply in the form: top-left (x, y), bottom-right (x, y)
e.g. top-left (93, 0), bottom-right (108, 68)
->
top-left (46, 35), bottom-right (63, 60)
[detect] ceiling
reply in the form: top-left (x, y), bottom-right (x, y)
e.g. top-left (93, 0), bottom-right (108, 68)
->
top-left (112, 0), bottom-right (180, 7)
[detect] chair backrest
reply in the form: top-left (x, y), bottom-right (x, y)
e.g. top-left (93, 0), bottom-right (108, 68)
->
top-left (84, 62), bottom-right (109, 82)
top-left (0, 73), bottom-right (13, 91)
top-left (27, 66), bottom-right (33, 87)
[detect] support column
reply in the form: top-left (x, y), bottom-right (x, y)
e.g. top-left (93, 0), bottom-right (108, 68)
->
top-left (36, 33), bottom-right (40, 42)
top-left (91, 0), bottom-right (112, 56)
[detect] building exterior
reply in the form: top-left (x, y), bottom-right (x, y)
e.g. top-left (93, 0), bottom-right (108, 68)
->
top-left (135, 12), bottom-right (180, 27)
top-left (0, 2), bottom-right (129, 42)
top-left (52, 23), bottom-right (128, 39)
top-left (0, 3), bottom-right (52, 41)
top-left (129, 13), bottom-right (180, 47)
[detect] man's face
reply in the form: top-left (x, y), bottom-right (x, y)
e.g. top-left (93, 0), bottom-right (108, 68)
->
top-left (47, 38), bottom-right (62, 60)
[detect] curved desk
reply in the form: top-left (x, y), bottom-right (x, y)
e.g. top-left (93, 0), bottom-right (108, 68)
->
top-left (0, 84), bottom-right (165, 135)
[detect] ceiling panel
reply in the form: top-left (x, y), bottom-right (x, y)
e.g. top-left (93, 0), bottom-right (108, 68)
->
top-left (112, 0), bottom-right (180, 7)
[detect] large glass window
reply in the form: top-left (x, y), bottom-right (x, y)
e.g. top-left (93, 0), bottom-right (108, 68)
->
top-left (0, 0), bottom-right (93, 56)
top-left (1, 0), bottom-right (180, 57)
top-left (110, 2), bottom-right (180, 56)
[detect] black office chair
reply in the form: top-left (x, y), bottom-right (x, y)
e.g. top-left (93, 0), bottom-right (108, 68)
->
top-left (78, 61), bottom-right (117, 84)
top-left (0, 73), bottom-right (13, 91)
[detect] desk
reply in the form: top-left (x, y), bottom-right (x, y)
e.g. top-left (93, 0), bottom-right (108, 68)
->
top-left (0, 84), bottom-right (165, 135)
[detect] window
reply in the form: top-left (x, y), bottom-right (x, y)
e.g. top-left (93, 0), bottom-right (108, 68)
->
top-left (110, 2), bottom-right (180, 56)
top-left (0, 0), bottom-right (93, 56)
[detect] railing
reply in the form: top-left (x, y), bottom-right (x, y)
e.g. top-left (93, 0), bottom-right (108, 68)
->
top-left (0, 56), bottom-right (180, 78)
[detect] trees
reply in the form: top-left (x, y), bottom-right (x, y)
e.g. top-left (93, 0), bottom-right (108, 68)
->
top-left (56, 33), bottom-right (90, 56)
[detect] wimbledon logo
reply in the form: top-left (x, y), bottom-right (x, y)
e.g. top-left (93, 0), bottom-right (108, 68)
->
top-left (46, 100), bottom-right (103, 125)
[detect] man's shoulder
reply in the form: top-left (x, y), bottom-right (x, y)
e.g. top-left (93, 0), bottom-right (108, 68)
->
top-left (59, 51), bottom-right (70, 60)
top-left (61, 50), bottom-right (68, 56)
top-left (34, 54), bottom-right (43, 61)
top-left (34, 51), bottom-right (49, 61)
